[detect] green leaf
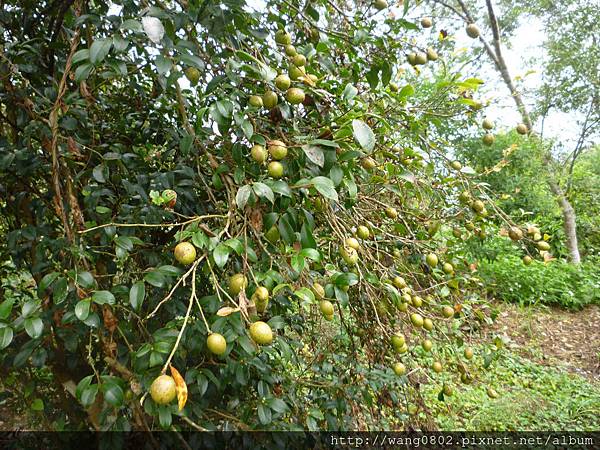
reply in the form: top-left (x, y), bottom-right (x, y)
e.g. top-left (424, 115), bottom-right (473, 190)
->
top-left (224, 239), bottom-right (244, 255)
top-left (74, 63), bottom-right (93, 82)
top-left (300, 223), bottom-right (317, 249)
top-left (253, 182), bottom-right (275, 204)
top-left (30, 398), bottom-right (44, 411)
top-left (102, 382), bottom-right (124, 407)
top-left (267, 397), bottom-right (288, 413)
top-left (144, 270), bottom-right (166, 288)
top-left (0, 298), bottom-right (14, 320)
top-left (38, 272), bottom-right (59, 294)
top-left (302, 144), bottom-right (325, 167)
top-left (258, 404), bottom-right (272, 425)
top-left (155, 55), bottom-right (171, 75)
top-left (92, 290), bottom-right (115, 305)
top-left (90, 38), bottom-right (112, 64)
top-left (311, 176), bottom-right (338, 201)
top-left (115, 236), bottom-right (133, 251)
top-left (53, 277), bottom-right (69, 304)
top-left (75, 271), bottom-right (95, 289)
top-left (80, 385), bottom-right (98, 407)
top-left (24, 317), bottom-right (43, 339)
top-left (299, 248), bottom-right (321, 261)
top-left (75, 299), bottom-right (91, 321)
top-left (294, 287), bottom-right (315, 303)
top-left (266, 180), bottom-right (292, 197)
top-left (352, 119), bottom-right (375, 152)
top-left (129, 282), bottom-right (145, 311)
top-left (342, 83), bottom-right (358, 101)
top-left (213, 244), bottom-right (231, 268)
top-left (0, 326), bottom-right (14, 350)
top-left (236, 185), bottom-right (252, 209)
top-left (158, 405), bottom-right (172, 429)
top-left (399, 84), bottom-right (415, 98)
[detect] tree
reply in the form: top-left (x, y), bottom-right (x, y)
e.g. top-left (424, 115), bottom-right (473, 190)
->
top-left (0, 0), bottom-right (534, 430)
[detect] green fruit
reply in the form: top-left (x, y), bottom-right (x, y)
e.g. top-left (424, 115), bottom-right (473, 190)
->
top-left (393, 362), bottom-right (406, 376)
top-left (268, 161), bottom-right (284, 178)
top-left (464, 347), bottom-right (474, 360)
top-left (442, 262), bottom-right (454, 274)
top-left (391, 334), bottom-right (406, 350)
top-left (262, 90), bottom-right (278, 109)
top-left (450, 160), bottom-right (462, 170)
top-left (275, 29), bottom-right (292, 45)
top-left (425, 253), bottom-right (438, 267)
top-left (174, 242), bottom-right (196, 265)
top-left (471, 199), bottom-right (485, 213)
top-left (312, 282), bottom-right (325, 300)
top-left (407, 53), bottom-right (417, 65)
top-left (422, 339), bottom-right (433, 352)
top-left (432, 361), bottom-right (443, 373)
top-left (523, 255), bottom-right (533, 265)
top-left (482, 133), bottom-right (495, 146)
top-left (357, 225), bottom-right (370, 240)
top-left (373, 0), bottom-right (388, 10)
top-left (251, 144), bottom-right (267, 163)
top-left (443, 385), bottom-right (453, 396)
top-left (393, 248), bottom-right (402, 258)
top-left (465, 221), bottom-right (476, 231)
top-left (487, 387), bottom-right (499, 398)
top-left (284, 45), bottom-right (297, 57)
top-left (466, 23), bottom-right (480, 38)
top-left (459, 190), bottom-right (471, 204)
top-left (415, 52), bottom-right (428, 65)
top-left (340, 246), bottom-right (359, 266)
top-left (286, 87), bottom-right (305, 104)
top-left (150, 375), bottom-right (177, 405)
top-left (482, 118), bottom-right (494, 130)
top-left (184, 67), bottom-right (200, 85)
top-left (207, 333), bottom-right (227, 355)
top-left (249, 321), bottom-right (273, 345)
top-left (516, 123), bottom-right (528, 135)
top-left (461, 372), bottom-right (473, 384)
top-left (536, 241), bottom-right (550, 251)
top-left (410, 313), bottom-right (424, 327)
top-left (361, 157), bottom-right (377, 170)
top-left (274, 74), bottom-right (291, 90)
top-left (385, 207), bottom-right (398, 219)
top-left (426, 47), bottom-right (438, 61)
top-left (291, 54), bottom-right (306, 67)
top-left (442, 305), bottom-right (454, 318)
top-left (423, 318), bottom-right (433, 331)
top-left (265, 225), bottom-right (280, 244)
top-left (249, 95), bottom-right (263, 108)
top-left (268, 140), bottom-right (287, 160)
top-left (229, 273), bottom-right (248, 295)
top-left (389, 82), bottom-right (399, 92)
top-left (421, 17), bottom-right (432, 28)
top-left (345, 237), bottom-right (360, 250)
top-left (289, 64), bottom-right (304, 80)
top-left (319, 300), bottom-right (334, 316)
top-left (411, 296), bottom-right (423, 308)
top-left (254, 286), bottom-right (269, 302)
top-left (398, 302), bottom-right (408, 312)
top-left (393, 276), bottom-right (408, 290)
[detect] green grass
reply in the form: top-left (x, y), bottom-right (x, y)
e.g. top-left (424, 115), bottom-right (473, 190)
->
top-left (424, 349), bottom-right (600, 430)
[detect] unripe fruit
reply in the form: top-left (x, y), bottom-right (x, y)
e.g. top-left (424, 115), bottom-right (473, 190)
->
top-left (184, 67), bottom-right (200, 85)
top-left (274, 29), bottom-right (291, 45)
top-left (423, 318), bottom-right (434, 331)
top-left (466, 23), bottom-right (480, 38)
top-left (251, 144), bottom-right (267, 163)
top-left (415, 52), bottom-right (428, 65)
top-left (412, 296), bottom-right (423, 308)
top-left (284, 45), bottom-right (297, 57)
top-left (340, 246), bottom-right (359, 266)
top-left (389, 82), bottom-right (399, 92)
top-left (289, 64), bottom-right (304, 80)
top-left (291, 54), bottom-right (306, 67)
top-left (426, 47), bottom-right (438, 61)
top-left (425, 253), bottom-right (439, 267)
top-left (274, 74), bottom-right (291, 91)
top-left (487, 387), bottom-right (499, 398)
top-left (482, 133), bottom-right (495, 146)
top-left (174, 242), bottom-right (196, 265)
top-left (509, 226), bottom-right (523, 241)
top-left (229, 273), bottom-right (247, 295)
top-left (407, 53), bottom-right (417, 65)
top-left (398, 302), bottom-right (408, 312)
top-left (319, 300), bottom-right (334, 316)
top-left (523, 255), bottom-right (533, 265)
top-left (268, 140), bottom-right (287, 160)
top-left (536, 241), bottom-right (550, 251)
top-left (391, 334), bottom-right (406, 350)
top-left (262, 90), bottom-right (278, 109)
top-left (286, 87), bottom-right (305, 104)
top-left (249, 95), bottom-right (263, 108)
top-left (312, 282), bottom-right (325, 300)
top-left (422, 339), bottom-right (433, 352)
top-left (443, 262), bottom-right (454, 274)
top-left (345, 237), bottom-right (360, 250)
top-left (268, 161), bottom-right (284, 178)
top-left (410, 313), bottom-right (424, 328)
top-left (482, 118), bottom-right (494, 130)
top-left (471, 199), bottom-right (485, 213)
top-left (450, 160), bottom-right (462, 170)
top-left (361, 157), bottom-right (377, 170)
top-left (249, 321), bottom-right (273, 345)
top-left (373, 0), bottom-right (388, 10)
top-left (432, 361), bottom-right (443, 373)
top-left (421, 17), bottom-right (432, 28)
top-left (254, 286), bottom-right (269, 302)
top-left (516, 123), bottom-right (528, 135)
top-left (357, 225), bottom-right (370, 239)
top-left (385, 207), bottom-right (398, 219)
top-left (464, 347), bottom-right (474, 360)
top-left (150, 375), bottom-right (177, 406)
top-left (393, 276), bottom-right (408, 290)
top-left (401, 293), bottom-right (412, 304)
top-left (459, 190), bottom-right (471, 204)
top-left (465, 222), bottom-right (476, 231)
top-left (442, 305), bottom-right (454, 318)
top-left (453, 228), bottom-right (462, 238)
top-left (393, 248), bottom-right (402, 258)
top-left (207, 333), bottom-right (227, 355)
top-left (443, 385), bottom-right (453, 396)
top-left (393, 362), bottom-right (406, 376)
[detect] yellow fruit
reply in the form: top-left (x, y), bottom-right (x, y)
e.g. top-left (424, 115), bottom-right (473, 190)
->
top-left (249, 321), bottom-right (273, 345)
top-left (174, 242), bottom-right (196, 265)
top-left (415, 52), bottom-right (427, 65)
top-left (289, 64), bottom-right (304, 80)
top-left (361, 157), bottom-right (377, 170)
top-left (251, 144), bottom-right (267, 163)
top-left (450, 160), bottom-right (462, 170)
top-left (425, 253), bottom-right (438, 267)
top-left (268, 140), bottom-right (287, 160)
top-left (391, 334), bottom-right (406, 350)
top-left (385, 207), bottom-right (398, 219)
top-left (410, 313), bottom-right (424, 327)
top-left (471, 199), bottom-right (485, 213)
top-left (423, 318), bottom-right (433, 331)
top-left (482, 133), bottom-right (495, 146)
top-left (284, 45), bottom-right (297, 57)
top-left (426, 47), bottom-right (438, 61)
top-left (487, 387), bottom-right (499, 398)
top-left (340, 246), bottom-right (359, 266)
top-left (389, 82), bottom-right (399, 92)
top-left (421, 17), bottom-right (432, 28)
top-left (323, 314), bottom-right (334, 322)
top-left (254, 286), bottom-right (269, 302)
top-left (274, 74), bottom-right (291, 90)
top-left (464, 347), bottom-right (474, 360)
top-left (393, 248), bottom-right (402, 258)
top-left (312, 282), bottom-right (325, 299)
top-left (407, 53), bottom-right (417, 65)
top-left (509, 226), bottom-right (523, 241)
top-left (393, 362), bottom-right (406, 376)
top-left (393, 276), bottom-right (408, 290)
top-left (523, 255), bottom-right (533, 265)
top-left (516, 123), bottom-right (528, 135)
top-left (268, 161), bottom-right (284, 178)
top-left (442, 305), bottom-right (454, 318)
top-left (373, 0), bottom-right (388, 10)
top-left (345, 237), bottom-right (360, 250)
top-left (432, 361), bottom-right (443, 373)
top-left (443, 385), bottom-right (453, 396)
top-left (184, 67), bottom-right (200, 85)
top-left (229, 273), bottom-right (247, 295)
top-left (291, 54), bottom-right (306, 67)
top-left (150, 375), bottom-right (177, 405)
top-left (207, 333), bottom-right (227, 355)
top-left (536, 241), bottom-right (550, 251)
top-left (442, 262), bottom-right (454, 274)
top-left (482, 118), bottom-right (494, 130)
top-left (262, 90), bottom-right (278, 109)
top-left (357, 225), bottom-right (370, 239)
top-left (422, 339), bottom-right (433, 352)
top-left (286, 87), bottom-right (305, 104)
top-left (466, 23), bottom-right (480, 38)
top-left (411, 295), bottom-right (423, 307)
top-left (319, 300), bottom-right (334, 316)
top-left (249, 95), bottom-right (263, 108)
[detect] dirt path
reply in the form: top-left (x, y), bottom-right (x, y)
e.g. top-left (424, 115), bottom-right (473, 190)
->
top-left (486, 303), bottom-right (600, 381)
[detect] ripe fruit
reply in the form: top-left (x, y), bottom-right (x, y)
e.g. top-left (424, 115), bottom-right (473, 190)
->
top-left (482, 133), bottom-right (495, 146)
top-left (385, 207), bottom-right (398, 219)
top-left (268, 140), bottom-right (287, 160)
top-left (274, 29), bottom-right (291, 45)
top-left (150, 375), bottom-right (177, 405)
top-left (425, 253), bottom-right (439, 267)
top-left (509, 226), bottom-right (523, 241)
top-left (432, 361), bottom-right (443, 373)
top-left (319, 300), bottom-right (334, 317)
top-left (163, 189), bottom-right (177, 208)
top-left (373, 0), bottom-right (388, 10)
top-left (393, 362), bottom-right (406, 376)
top-left (357, 225), bottom-right (370, 239)
top-left (361, 157), bottom-right (377, 170)
top-left (415, 52), bottom-right (428, 65)
top-left (471, 199), bottom-right (485, 213)
top-left (442, 305), bottom-right (454, 318)
top-left (516, 123), bottom-right (528, 135)
top-left (450, 160), bottom-right (462, 170)
top-left (174, 242), bottom-right (196, 265)
top-left (312, 282), bottom-right (325, 299)
top-left (398, 302), bottom-right (408, 312)
top-left (229, 273), bottom-right (247, 295)
top-left (482, 118), bottom-right (494, 130)
top-left (249, 321), bottom-right (273, 345)
top-left (184, 67), bottom-right (200, 85)
top-left (274, 74), bottom-right (291, 90)
top-left (292, 54), bottom-right (306, 67)
top-left (407, 53), bottom-right (417, 65)
top-left (393, 276), bottom-right (407, 290)
top-left (284, 45), bottom-right (297, 57)
top-left (286, 87), bottom-right (305, 104)
top-left (421, 17), bottom-right (432, 28)
top-left (340, 246), bottom-right (359, 266)
top-left (423, 318), bottom-right (433, 331)
top-left (410, 313), bottom-right (424, 328)
top-left (464, 347), bottom-right (474, 360)
top-left (523, 255), bottom-right (533, 265)
top-left (345, 237), bottom-right (360, 250)
top-left (207, 333), bottom-right (227, 355)
top-left (268, 161), bottom-right (284, 178)
top-left (466, 23), bottom-right (480, 38)
top-left (536, 240), bottom-right (550, 251)
top-left (422, 339), bottom-right (433, 352)
top-left (391, 334), bottom-right (406, 350)
top-left (426, 47), bottom-right (438, 61)
top-left (262, 90), bottom-right (278, 109)
top-left (442, 262), bottom-right (454, 275)
top-left (251, 144), bottom-right (268, 163)
top-left (249, 95), bottom-right (263, 108)
top-left (323, 314), bottom-right (334, 322)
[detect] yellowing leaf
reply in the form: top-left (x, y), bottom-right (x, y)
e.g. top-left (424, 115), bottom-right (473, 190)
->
top-left (216, 306), bottom-right (239, 317)
top-left (169, 365), bottom-right (188, 411)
